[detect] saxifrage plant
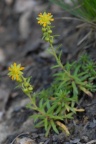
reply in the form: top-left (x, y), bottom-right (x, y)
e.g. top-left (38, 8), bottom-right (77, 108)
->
top-left (8, 12), bottom-right (96, 137)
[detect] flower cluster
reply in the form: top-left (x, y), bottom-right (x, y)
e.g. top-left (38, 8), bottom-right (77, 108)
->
top-left (8, 63), bottom-right (24, 81)
top-left (37, 12), bottom-right (54, 27)
top-left (8, 63), bottom-right (33, 95)
top-left (37, 12), bottom-right (54, 44)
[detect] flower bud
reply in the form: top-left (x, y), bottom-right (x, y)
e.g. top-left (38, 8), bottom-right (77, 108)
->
top-left (48, 30), bottom-right (52, 34)
top-left (23, 88), bottom-right (28, 93)
top-left (49, 39), bottom-right (53, 44)
top-left (45, 37), bottom-right (49, 42)
top-left (28, 86), bottom-right (33, 91)
top-left (24, 82), bottom-right (29, 87)
top-left (42, 27), bottom-right (46, 32)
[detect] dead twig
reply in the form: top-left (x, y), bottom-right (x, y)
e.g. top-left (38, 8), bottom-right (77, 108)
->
top-left (10, 132), bottom-right (29, 144)
top-left (77, 31), bottom-right (91, 46)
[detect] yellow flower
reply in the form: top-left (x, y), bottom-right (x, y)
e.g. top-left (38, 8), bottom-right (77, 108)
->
top-left (37, 12), bottom-right (54, 27)
top-left (8, 63), bottom-right (24, 81)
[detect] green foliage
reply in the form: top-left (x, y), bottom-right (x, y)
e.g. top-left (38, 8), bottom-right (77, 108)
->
top-left (12, 45), bottom-right (96, 137)
top-left (9, 11), bottom-right (96, 137)
top-left (49, 0), bottom-right (96, 23)
top-left (26, 53), bottom-right (96, 136)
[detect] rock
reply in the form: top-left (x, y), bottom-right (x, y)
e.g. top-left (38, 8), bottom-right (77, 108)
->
top-left (15, 137), bottom-right (37, 144)
top-left (14, 0), bottom-right (37, 13)
top-left (70, 138), bottom-right (80, 143)
top-left (19, 11), bottom-right (31, 40)
top-left (0, 85), bottom-right (10, 119)
top-left (5, 0), bottom-right (13, 5)
top-left (81, 136), bottom-right (88, 143)
top-left (0, 48), bottom-right (6, 63)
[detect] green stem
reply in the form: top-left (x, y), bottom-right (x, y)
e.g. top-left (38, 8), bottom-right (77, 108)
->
top-left (50, 44), bottom-right (87, 86)
top-left (50, 43), bottom-right (74, 79)
top-left (27, 93), bottom-right (37, 109)
top-left (27, 93), bottom-right (46, 116)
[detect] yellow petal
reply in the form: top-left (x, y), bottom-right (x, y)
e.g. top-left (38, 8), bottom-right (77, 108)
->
top-left (20, 67), bottom-right (24, 70)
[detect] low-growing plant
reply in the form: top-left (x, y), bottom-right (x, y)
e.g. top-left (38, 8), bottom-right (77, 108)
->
top-left (8, 12), bottom-right (96, 137)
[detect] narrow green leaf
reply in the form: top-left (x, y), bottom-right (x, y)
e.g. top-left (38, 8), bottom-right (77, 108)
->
top-left (35, 120), bottom-right (44, 128)
top-left (50, 120), bottom-right (59, 134)
top-left (72, 81), bottom-right (78, 95)
top-left (55, 105), bottom-right (62, 114)
top-left (44, 118), bottom-right (48, 131)
top-left (63, 113), bottom-right (74, 119)
top-left (46, 100), bottom-right (51, 109)
top-left (39, 98), bottom-right (43, 108)
top-left (51, 64), bottom-right (60, 69)
top-left (65, 104), bottom-right (70, 112)
top-left (31, 114), bottom-right (44, 122)
top-left (74, 65), bottom-right (81, 76)
top-left (80, 74), bottom-right (89, 81)
top-left (47, 104), bottom-right (57, 114)
top-left (45, 124), bottom-right (51, 137)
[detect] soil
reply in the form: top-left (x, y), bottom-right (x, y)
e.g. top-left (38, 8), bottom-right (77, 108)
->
top-left (0, 1), bottom-right (96, 144)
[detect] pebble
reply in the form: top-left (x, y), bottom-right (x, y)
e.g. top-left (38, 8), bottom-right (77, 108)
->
top-left (15, 137), bottom-right (37, 144)
top-left (81, 136), bottom-right (88, 143)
